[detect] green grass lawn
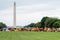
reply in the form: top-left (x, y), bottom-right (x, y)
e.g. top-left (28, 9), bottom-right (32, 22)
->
top-left (0, 31), bottom-right (60, 40)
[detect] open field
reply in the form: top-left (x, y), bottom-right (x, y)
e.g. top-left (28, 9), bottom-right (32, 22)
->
top-left (0, 32), bottom-right (60, 40)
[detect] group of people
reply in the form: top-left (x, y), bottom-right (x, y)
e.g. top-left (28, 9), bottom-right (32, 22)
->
top-left (7, 27), bottom-right (60, 32)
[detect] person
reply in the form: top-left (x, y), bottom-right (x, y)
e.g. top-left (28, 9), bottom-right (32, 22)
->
top-left (27, 27), bottom-right (31, 31)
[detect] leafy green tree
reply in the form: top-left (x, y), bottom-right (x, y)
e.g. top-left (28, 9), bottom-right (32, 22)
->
top-left (0, 22), bottom-right (7, 28)
top-left (47, 18), bottom-right (58, 28)
top-left (53, 21), bottom-right (60, 28)
top-left (24, 22), bottom-right (41, 28)
top-left (24, 23), bottom-right (35, 28)
top-left (44, 17), bottom-right (51, 27)
top-left (35, 22), bottom-right (41, 27)
top-left (24, 16), bottom-right (60, 28)
top-left (28, 23), bottom-right (35, 27)
top-left (41, 16), bottom-right (48, 28)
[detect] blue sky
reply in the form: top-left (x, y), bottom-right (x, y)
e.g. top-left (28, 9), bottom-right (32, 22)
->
top-left (0, 0), bottom-right (60, 26)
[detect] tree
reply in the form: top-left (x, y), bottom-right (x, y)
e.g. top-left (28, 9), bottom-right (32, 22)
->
top-left (35, 22), bottom-right (41, 27)
top-left (24, 16), bottom-right (60, 28)
top-left (41, 16), bottom-right (48, 28)
top-left (44, 17), bottom-right (51, 27)
top-left (28, 23), bottom-right (35, 27)
top-left (24, 23), bottom-right (35, 28)
top-left (0, 22), bottom-right (7, 28)
top-left (47, 18), bottom-right (58, 28)
top-left (41, 17), bottom-right (59, 28)
top-left (53, 21), bottom-right (60, 28)
top-left (24, 22), bottom-right (41, 28)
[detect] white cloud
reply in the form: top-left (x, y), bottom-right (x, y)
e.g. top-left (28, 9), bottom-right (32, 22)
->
top-left (0, 3), bottom-right (60, 26)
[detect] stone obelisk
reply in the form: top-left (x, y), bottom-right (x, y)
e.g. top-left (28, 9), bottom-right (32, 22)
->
top-left (13, 1), bottom-right (16, 28)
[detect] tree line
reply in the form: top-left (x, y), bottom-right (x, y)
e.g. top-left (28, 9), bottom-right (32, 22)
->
top-left (0, 16), bottom-right (60, 29)
top-left (24, 16), bottom-right (60, 28)
top-left (0, 22), bottom-right (7, 28)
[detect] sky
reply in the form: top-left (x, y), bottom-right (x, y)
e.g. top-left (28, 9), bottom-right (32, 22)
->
top-left (0, 0), bottom-right (60, 26)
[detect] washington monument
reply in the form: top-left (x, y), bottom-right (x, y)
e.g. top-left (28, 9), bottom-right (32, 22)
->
top-left (13, 1), bottom-right (16, 28)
